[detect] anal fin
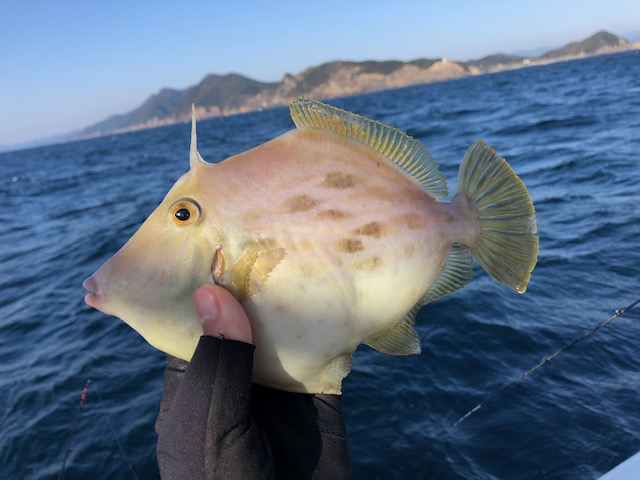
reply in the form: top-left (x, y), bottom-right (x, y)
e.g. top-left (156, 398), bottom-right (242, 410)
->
top-left (422, 245), bottom-right (473, 304)
top-left (365, 304), bottom-right (422, 356)
top-left (365, 245), bottom-right (472, 356)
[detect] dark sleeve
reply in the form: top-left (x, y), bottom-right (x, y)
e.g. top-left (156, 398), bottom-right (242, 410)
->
top-left (156, 336), bottom-right (352, 480)
top-left (251, 385), bottom-right (352, 479)
top-left (155, 354), bottom-right (188, 435)
top-left (156, 336), bottom-right (275, 479)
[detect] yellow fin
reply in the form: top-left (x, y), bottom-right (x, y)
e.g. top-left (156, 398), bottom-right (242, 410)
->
top-left (365, 305), bottom-right (422, 356)
top-left (222, 246), bottom-right (260, 300)
top-left (366, 245), bottom-right (473, 356)
top-left (317, 353), bottom-right (353, 394)
top-left (457, 141), bottom-right (538, 292)
top-left (216, 242), bottom-right (285, 300)
top-left (248, 242), bottom-right (286, 297)
top-left (422, 245), bottom-right (474, 304)
top-left (289, 97), bottom-right (448, 199)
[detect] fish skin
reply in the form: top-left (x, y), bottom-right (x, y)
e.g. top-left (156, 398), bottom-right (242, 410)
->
top-left (83, 98), bottom-right (537, 394)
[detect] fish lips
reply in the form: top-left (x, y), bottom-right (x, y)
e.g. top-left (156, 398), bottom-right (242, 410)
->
top-left (82, 274), bottom-right (109, 313)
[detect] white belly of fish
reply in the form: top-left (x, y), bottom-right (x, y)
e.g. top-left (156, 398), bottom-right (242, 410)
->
top-left (243, 224), bottom-right (450, 394)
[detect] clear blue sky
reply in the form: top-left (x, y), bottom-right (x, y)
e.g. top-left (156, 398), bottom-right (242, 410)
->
top-left (1, 0), bottom-right (638, 146)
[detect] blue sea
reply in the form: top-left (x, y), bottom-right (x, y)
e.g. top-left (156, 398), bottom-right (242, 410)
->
top-left (1, 50), bottom-right (639, 479)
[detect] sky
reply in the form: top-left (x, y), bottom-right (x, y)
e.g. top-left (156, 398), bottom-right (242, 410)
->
top-left (1, 0), bottom-right (639, 147)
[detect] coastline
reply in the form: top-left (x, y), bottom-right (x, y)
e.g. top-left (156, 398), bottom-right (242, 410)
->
top-left (77, 46), bottom-right (639, 141)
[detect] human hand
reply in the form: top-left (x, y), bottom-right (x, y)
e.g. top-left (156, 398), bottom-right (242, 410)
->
top-left (192, 284), bottom-right (253, 344)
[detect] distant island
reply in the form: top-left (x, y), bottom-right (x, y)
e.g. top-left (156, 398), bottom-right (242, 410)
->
top-left (80, 30), bottom-right (638, 139)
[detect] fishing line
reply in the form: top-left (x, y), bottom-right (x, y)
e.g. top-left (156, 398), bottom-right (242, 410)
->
top-left (92, 381), bottom-right (140, 479)
top-left (58, 379), bottom-right (91, 480)
top-left (452, 297), bottom-right (640, 428)
top-left (58, 379), bottom-right (139, 480)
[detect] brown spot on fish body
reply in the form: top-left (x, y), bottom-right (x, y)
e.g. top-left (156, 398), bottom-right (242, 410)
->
top-left (283, 194), bottom-right (318, 213)
top-left (352, 221), bottom-right (385, 238)
top-left (323, 172), bottom-right (355, 189)
top-left (402, 243), bottom-right (418, 258)
top-left (402, 213), bottom-right (425, 230)
top-left (338, 238), bottom-right (365, 253)
top-left (316, 209), bottom-right (350, 221)
top-left (355, 256), bottom-right (382, 272)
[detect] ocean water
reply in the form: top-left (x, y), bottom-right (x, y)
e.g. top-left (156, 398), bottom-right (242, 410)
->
top-left (1, 50), bottom-right (639, 479)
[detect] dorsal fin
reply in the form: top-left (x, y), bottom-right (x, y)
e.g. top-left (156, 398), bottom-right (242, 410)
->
top-left (289, 97), bottom-right (448, 199)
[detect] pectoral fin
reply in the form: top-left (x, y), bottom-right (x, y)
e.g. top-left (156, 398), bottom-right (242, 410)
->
top-left (212, 242), bottom-right (285, 300)
top-left (249, 245), bottom-right (286, 297)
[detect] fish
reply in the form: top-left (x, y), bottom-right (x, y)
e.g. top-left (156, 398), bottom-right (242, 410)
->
top-left (83, 97), bottom-right (538, 394)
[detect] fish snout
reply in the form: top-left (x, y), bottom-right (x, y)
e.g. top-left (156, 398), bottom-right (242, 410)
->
top-left (82, 273), bottom-right (105, 311)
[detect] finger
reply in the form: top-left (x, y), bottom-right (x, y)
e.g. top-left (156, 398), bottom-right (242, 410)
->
top-left (193, 285), bottom-right (253, 343)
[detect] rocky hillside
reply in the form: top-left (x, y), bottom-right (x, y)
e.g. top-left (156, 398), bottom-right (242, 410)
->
top-left (539, 30), bottom-right (632, 59)
top-left (81, 30), bottom-right (635, 137)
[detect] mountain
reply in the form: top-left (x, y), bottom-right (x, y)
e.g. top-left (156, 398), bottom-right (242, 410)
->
top-left (176, 74), bottom-right (279, 117)
top-left (539, 30), bottom-right (631, 59)
top-left (249, 58), bottom-right (461, 107)
top-left (461, 30), bottom-right (633, 73)
top-left (86, 88), bottom-right (184, 135)
top-left (510, 46), bottom-right (554, 57)
top-left (84, 76), bottom-right (278, 136)
top-left (80, 30), bottom-right (635, 138)
top-left (462, 53), bottom-right (526, 72)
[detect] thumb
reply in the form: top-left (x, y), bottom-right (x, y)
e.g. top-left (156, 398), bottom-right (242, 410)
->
top-left (193, 284), bottom-right (253, 344)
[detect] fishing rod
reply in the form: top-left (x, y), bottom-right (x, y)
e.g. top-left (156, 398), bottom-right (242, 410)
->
top-left (452, 297), bottom-right (640, 428)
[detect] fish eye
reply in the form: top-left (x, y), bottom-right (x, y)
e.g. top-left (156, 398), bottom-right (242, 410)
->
top-left (175, 208), bottom-right (190, 221)
top-left (169, 199), bottom-right (200, 226)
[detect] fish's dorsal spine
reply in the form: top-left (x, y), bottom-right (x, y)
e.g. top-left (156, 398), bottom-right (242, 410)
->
top-left (190, 104), bottom-right (209, 169)
top-left (289, 97), bottom-right (449, 199)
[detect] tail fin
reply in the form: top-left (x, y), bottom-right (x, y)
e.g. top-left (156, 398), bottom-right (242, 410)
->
top-left (458, 141), bottom-right (538, 292)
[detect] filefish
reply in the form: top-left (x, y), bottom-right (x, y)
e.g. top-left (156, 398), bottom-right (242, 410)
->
top-left (83, 97), bottom-right (538, 394)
